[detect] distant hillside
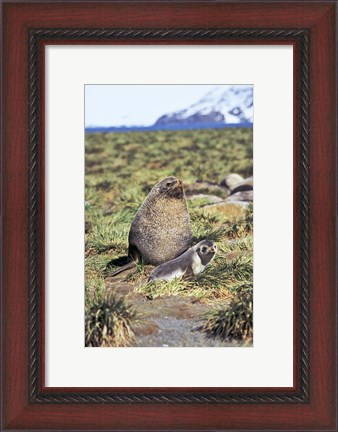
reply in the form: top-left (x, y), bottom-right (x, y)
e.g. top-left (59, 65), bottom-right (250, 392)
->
top-left (85, 122), bottom-right (252, 134)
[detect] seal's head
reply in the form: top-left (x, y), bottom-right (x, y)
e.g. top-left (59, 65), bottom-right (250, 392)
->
top-left (153, 176), bottom-right (184, 199)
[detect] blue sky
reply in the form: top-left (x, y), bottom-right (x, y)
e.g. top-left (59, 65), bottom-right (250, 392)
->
top-left (85, 85), bottom-right (222, 127)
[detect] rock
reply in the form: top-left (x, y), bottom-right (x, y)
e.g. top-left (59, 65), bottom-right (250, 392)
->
top-left (226, 190), bottom-right (253, 202)
top-left (220, 173), bottom-right (244, 190)
top-left (188, 194), bottom-right (224, 204)
top-left (185, 181), bottom-right (228, 198)
top-left (202, 201), bottom-right (249, 218)
top-left (230, 177), bottom-right (253, 194)
top-left (133, 296), bottom-right (216, 347)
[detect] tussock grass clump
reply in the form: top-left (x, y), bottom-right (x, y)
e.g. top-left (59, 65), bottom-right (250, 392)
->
top-left (85, 273), bottom-right (105, 301)
top-left (85, 295), bottom-right (138, 347)
top-left (192, 225), bottom-right (228, 243)
top-left (200, 289), bottom-right (253, 342)
top-left (190, 205), bottom-right (253, 244)
top-left (194, 254), bottom-right (253, 292)
top-left (220, 237), bottom-right (253, 252)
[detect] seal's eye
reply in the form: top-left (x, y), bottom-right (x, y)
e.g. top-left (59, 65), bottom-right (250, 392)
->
top-left (166, 181), bottom-right (175, 187)
top-left (201, 246), bottom-right (207, 253)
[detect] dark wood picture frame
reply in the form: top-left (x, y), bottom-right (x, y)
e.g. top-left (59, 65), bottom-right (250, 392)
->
top-left (1, 1), bottom-right (336, 431)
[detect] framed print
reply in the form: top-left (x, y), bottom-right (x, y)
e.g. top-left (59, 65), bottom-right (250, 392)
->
top-left (1, 1), bottom-right (336, 431)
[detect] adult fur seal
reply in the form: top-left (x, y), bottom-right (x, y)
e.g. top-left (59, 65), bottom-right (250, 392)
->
top-left (111, 176), bottom-right (192, 276)
top-left (148, 239), bottom-right (217, 282)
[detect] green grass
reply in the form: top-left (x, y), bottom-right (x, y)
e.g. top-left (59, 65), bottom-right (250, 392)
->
top-left (85, 127), bottom-right (253, 344)
top-left (135, 251), bottom-right (253, 302)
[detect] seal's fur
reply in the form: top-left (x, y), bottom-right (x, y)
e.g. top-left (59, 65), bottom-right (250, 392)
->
top-left (111, 176), bottom-right (192, 276)
top-left (129, 176), bottom-right (192, 265)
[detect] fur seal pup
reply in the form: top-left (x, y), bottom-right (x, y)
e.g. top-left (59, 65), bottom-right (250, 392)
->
top-left (148, 240), bottom-right (217, 282)
top-left (111, 176), bottom-right (192, 276)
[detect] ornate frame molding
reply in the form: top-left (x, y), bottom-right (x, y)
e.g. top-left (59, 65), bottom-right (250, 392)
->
top-left (28, 28), bottom-right (310, 404)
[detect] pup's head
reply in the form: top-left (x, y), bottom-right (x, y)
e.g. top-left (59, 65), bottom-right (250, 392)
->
top-left (196, 240), bottom-right (217, 263)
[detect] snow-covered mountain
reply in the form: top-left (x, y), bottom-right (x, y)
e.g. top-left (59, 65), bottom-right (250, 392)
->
top-left (155, 85), bottom-right (253, 126)
top-left (85, 85), bottom-right (253, 133)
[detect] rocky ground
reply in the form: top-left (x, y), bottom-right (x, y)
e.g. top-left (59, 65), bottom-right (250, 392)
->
top-left (105, 276), bottom-right (241, 347)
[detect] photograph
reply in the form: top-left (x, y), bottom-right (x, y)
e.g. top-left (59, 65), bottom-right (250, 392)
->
top-left (84, 84), bottom-right (253, 348)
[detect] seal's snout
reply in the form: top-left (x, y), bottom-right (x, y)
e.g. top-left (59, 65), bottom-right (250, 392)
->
top-left (163, 176), bottom-right (178, 187)
top-left (172, 178), bottom-right (183, 189)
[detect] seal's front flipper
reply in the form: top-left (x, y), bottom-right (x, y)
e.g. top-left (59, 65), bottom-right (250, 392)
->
top-left (110, 261), bottom-right (137, 277)
top-left (108, 255), bottom-right (129, 267)
top-left (128, 244), bottom-right (142, 263)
